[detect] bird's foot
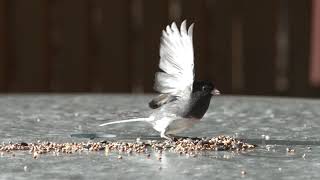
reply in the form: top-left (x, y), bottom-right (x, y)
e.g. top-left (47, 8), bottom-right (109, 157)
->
top-left (160, 132), bottom-right (178, 142)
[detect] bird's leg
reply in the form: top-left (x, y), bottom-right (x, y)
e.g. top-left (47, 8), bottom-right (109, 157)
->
top-left (160, 131), bottom-right (180, 142)
top-left (160, 131), bottom-right (174, 141)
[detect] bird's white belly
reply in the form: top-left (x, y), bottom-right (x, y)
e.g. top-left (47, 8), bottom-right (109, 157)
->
top-left (153, 116), bottom-right (199, 135)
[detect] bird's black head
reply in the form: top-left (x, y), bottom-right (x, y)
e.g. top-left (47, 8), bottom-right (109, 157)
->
top-left (184, 80), bottom-right (220, 119)
top-left (192, 80), bottom-right (220, 96)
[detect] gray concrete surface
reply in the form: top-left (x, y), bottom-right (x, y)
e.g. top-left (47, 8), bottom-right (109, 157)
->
top-left (0, 94), bottom-right (319, 179)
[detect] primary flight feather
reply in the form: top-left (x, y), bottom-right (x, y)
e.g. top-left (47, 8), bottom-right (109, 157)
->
top-left (155, 21), bottom-right (194, 96)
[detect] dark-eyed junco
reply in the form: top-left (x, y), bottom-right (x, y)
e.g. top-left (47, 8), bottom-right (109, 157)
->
top-left (100, 20), bottom-right (220, 140)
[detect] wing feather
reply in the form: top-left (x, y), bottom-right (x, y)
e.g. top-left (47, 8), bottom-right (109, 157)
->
top-left (154, 20), bottom-right (195, 97)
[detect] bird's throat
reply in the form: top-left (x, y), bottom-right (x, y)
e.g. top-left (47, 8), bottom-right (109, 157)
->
top-left (184, 93), bottom-right (212, 119)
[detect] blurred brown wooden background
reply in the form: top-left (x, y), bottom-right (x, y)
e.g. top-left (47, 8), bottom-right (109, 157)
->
top-left (0, 0), bottom-right (319, 96)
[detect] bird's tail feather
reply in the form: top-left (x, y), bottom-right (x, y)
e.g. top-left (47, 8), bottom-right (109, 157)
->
top-left (99, 117), bottom-right (151, 127)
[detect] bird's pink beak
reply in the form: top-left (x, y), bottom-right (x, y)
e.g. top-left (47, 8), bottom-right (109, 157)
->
top-left (211, 88), bottom-right (221, 96)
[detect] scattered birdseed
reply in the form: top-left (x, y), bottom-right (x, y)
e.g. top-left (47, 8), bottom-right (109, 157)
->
top-left (23, 166), bottom-right (28, 172)
top-left (265, 135), bottom-right (270, 140)
top-left (286, 147), bottom-right (295, 153)
top-left (0, 136), bottom-right (256, 158)
top-left (33, 152), bottom-right (39, 159)
top-left (266, 145), bottom-right (272, 151)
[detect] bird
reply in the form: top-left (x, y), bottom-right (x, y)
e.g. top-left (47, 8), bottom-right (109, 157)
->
top-left (99, 20), bottom-right (220, 140)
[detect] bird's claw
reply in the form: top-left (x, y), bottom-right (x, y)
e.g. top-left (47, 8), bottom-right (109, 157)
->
top-left (161, 133), bottom-right (178, 142)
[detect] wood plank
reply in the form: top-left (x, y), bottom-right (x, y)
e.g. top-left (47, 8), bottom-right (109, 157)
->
top-left (207, 0), bottom-right (233, 94)
top-left (142, 0), bottom-right (169, 92)
top-left (181, 0), bottom-right (209, 82)
top-left (310, 0), bottom-right (320, 87)
top-left (50, 0), bottom-right (90, 92)
top-left (0, 0), bottom-right (7, 91)
top-left (231, 0), bottom-right (245, 94)
top-left (90, 0), bottom-right (130, 92)
top-left (128, 0), bottom-right (144, 93)
top-left (7, 0), bottom-right (49, 92)
top-left (242, 0), bottom-right (277, 95)
top-left (287, 0), bottom-right (311, 96)
top-left (274, 0), bottom-right (290, 94)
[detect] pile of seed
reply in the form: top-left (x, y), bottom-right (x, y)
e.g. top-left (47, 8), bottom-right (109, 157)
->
top-left (0, 136), bottom-right (255, 158)
top-left (153, 136), bottom-right (256, 154)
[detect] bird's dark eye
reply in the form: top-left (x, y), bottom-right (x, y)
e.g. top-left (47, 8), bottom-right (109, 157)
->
top-left (202, 86), bottom-right (209, 91)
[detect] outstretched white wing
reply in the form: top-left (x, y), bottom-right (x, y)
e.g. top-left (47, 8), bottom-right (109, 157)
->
top-left (154, 20), bottom-right (195, 97)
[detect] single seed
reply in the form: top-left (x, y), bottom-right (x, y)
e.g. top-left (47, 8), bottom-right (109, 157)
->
top-left (33, 152), bottom-right (39, 159)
